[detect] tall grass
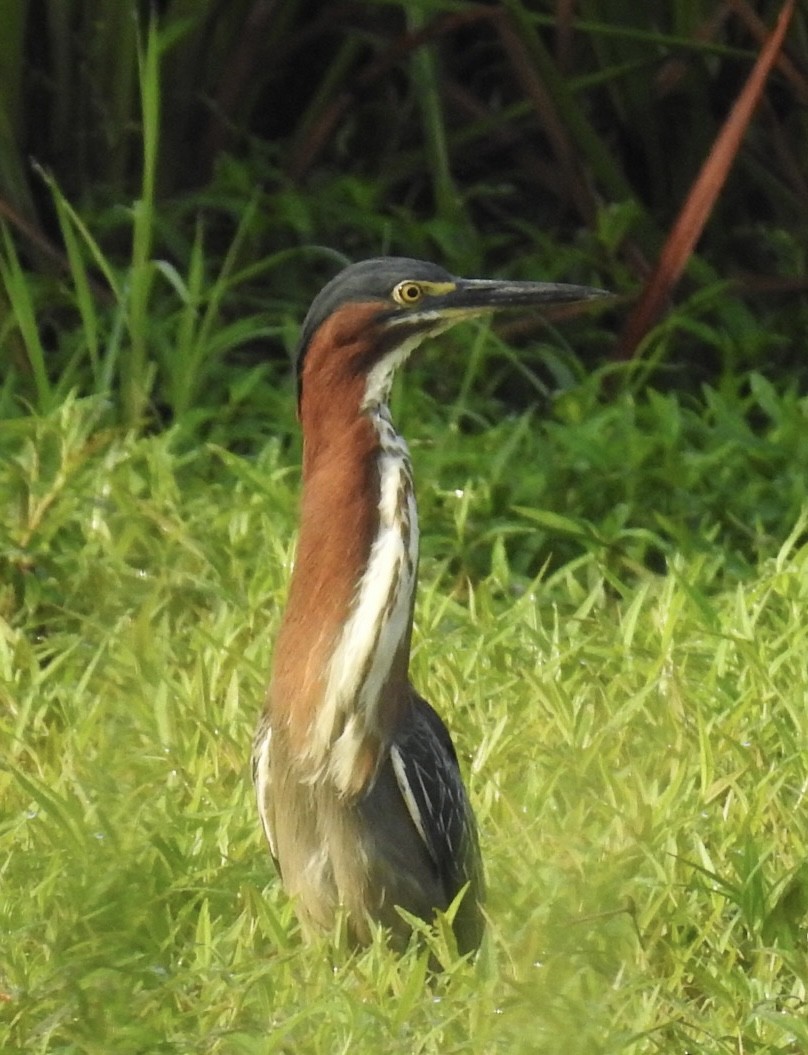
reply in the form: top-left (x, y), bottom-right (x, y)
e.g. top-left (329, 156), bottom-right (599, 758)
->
top-left (1, 386), bottom-right (807, 1052)
top-left (2, 2), bottom-right (806, 427)
top-left (1, 4), bottom-right (808, 1050)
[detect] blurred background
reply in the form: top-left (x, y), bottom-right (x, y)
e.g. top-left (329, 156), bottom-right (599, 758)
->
top-left (1, 0), bottom-right (806, 433)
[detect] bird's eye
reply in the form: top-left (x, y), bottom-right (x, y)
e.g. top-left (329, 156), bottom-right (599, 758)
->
top-left (393, 281), bottom-right (424, 306)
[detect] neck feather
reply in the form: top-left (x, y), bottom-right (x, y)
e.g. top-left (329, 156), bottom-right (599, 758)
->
top-left (270, 391), bottom-right (419, 796)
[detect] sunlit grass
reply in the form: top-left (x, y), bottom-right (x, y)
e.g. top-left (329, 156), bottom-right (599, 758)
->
top-left (2, 4), bottom-right (807, 1049)
top-left (2, 386), bottom-right (807, 1053)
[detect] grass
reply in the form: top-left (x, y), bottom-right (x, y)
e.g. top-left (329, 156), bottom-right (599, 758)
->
top-left (2, 372), bottom-right (807, 1053)
top-left (1, 4), bottom-right (807, 1049)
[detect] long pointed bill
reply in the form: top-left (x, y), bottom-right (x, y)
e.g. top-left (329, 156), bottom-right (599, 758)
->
top-left (378, 276), bottom-right (610, 342)
top-left (436, 278), bottom-right (610, 313)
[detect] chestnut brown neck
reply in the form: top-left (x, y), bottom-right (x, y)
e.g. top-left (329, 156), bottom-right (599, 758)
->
top-left (268, 304), bottom-right (420, 795)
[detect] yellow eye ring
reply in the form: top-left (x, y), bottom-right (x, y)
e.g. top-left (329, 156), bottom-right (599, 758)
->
top-left (393, 281), bottom-right (424, 306)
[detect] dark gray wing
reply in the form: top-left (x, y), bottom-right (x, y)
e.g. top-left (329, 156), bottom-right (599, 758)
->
top-left (390, 692), bottom-right (484, 954)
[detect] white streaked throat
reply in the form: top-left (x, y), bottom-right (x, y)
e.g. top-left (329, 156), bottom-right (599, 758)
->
top-left (304, 402), bottom-right (419, 795)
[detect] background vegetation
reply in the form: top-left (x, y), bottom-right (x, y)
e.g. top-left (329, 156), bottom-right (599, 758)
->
top-left (1, 1), bottom-right (807, 1052)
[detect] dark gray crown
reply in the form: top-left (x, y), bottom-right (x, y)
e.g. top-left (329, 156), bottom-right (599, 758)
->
top-left (295, 257), bottom-right (454, 389)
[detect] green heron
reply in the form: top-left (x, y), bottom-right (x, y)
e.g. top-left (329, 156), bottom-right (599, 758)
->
top-left (252, 257), bottom-right (606, 955)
